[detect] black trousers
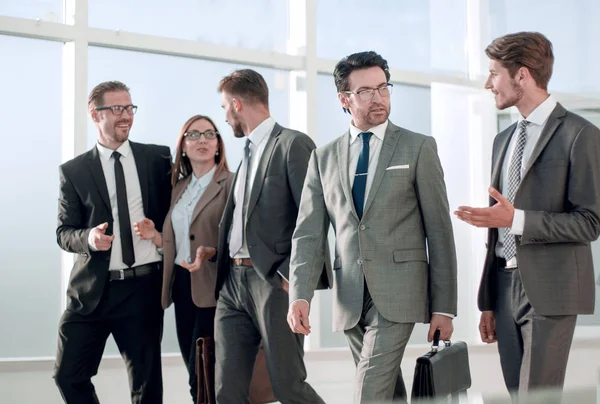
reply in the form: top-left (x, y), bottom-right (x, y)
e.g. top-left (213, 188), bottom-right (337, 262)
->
top-left (172, 265), bottom-right (216, 403)
top-left (53, 270), bottom-right (164, 404)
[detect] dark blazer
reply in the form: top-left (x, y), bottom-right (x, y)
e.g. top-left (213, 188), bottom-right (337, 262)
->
top-left (56, 141), bottom-right (172, 315)
top-left (215, 123), bottom-right (330, 298)
top-left (478, 103), bottom-right (600, 316)
top-left (161, 169), bottom-right (234, 309)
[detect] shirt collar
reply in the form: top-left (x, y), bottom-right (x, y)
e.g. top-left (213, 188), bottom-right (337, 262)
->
top-left (519, 94), bottom-right (557, 127)
top-left (248, 116), bottom-right (276, 147)
top-left (96, 140), bottom-right (132, 162)
top-left (190, 165), bottom-right (216, 189)
top-left (349, 120), bottom-right (388, 144)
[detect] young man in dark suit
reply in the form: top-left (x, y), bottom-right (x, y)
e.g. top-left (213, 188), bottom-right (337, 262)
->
top-left (53, 81), bottom-right (172, 403)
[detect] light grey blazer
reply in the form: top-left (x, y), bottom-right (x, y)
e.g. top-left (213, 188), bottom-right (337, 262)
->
top-left (290, 121), bottom-right (457, 332)
top-left (478, 103), bottom-right (600, 316)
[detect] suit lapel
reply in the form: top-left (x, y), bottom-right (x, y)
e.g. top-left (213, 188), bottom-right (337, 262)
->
top-left (337, 132), bottom-right (358, 220)
top-left (521, 103), bottom-right (566, 182)
top-left (247, 123), bottom-right (281, 218)
top-left (491, 124), bottom-right (515, 189)
top-left (87, 147), bottom-right (111, 213)
top-left (362, 123), bottom-right (401, 218)
top-left (130, 141), bottom-right (149, 216)
top-left (190, 170), bottom-right (227, 224)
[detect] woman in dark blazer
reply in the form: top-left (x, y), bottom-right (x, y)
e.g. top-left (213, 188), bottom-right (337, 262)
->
top-left (134, 115), bottom-right (233, 402)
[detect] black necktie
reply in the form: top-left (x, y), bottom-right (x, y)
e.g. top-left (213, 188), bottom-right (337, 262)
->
top-left (112, 151), bottom-right (135, 267)
top-left (352, 132), bottom-right (372, 219)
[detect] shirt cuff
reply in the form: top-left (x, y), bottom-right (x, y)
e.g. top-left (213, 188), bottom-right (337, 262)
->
top-left (433, 312), bottom-right (455, 319)
top-left (87, 230), bottom-right (98, 252)
top-left (510, 209), bottom-right (525, 235)
top-left (277, 271), bottom-right (288, 282)
top-left (290, 299), bottom-right (309, 306)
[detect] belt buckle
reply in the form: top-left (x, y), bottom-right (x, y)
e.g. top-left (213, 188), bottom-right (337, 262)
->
top-left (118, 269), bottom-right (125, 280)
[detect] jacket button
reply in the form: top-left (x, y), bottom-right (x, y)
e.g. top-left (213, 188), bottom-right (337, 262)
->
top-left (357, 259), bottom-right (363, 265)
top-left (360, 225), bottom-right (366, 231)
top-left (190, 235), bottom-right (195, 241)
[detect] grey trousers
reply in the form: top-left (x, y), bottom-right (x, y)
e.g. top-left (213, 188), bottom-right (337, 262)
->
top-left (214, 263), bottom-right (324, 404)
top-left (494, 267), bottom-right (577, 394)
top-left (344, 285), bottom-right (414, 404)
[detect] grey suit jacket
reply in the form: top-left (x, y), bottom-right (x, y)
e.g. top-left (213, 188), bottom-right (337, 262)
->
top-left (215, 123), bottom-right (331, 298)
top-left (161, 169), bottom-right (234, 309)
top-left (290, 121), bottom-right (457, 332)
top-left (478, 103), bottom-right (600, 316)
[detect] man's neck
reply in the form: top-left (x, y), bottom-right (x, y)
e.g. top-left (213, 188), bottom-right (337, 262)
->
top-left (516, 90), bottom-right (550, 119)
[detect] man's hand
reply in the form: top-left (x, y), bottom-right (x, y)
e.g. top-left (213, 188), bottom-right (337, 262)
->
top-left (427, 314), bottom-right (454, 342)
top-left (479, 311), bottom-right (497, 343)
top-left (90, 222), bottom-right (114, 251)
top-left (134, 218), bottom-right (156, 240)
top-left (454, 187), bottom-right (514, 228)
top-left (287, 300), bottom-right (311, 335)
top-left (180, 246), bottom-right (216, 272)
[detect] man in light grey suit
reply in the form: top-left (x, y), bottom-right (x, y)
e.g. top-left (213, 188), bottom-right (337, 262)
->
top-left (198, 69), bottom-right (326, 404)
top-left (456, 32), bottom-right (600, 394)
top-left (287, 51), bottom-right (458, 403)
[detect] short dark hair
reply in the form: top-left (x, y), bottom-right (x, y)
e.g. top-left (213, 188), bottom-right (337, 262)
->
top-left (217, 69), bottom-right (269, 107)
top-left (88, 81), bottom-right (130, 108)
top-left (485, 32), bottom-right (554, 90)
top-left (333, 51), bottom-right (390, 113)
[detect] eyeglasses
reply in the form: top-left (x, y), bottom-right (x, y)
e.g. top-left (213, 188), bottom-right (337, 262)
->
top-left (184, 130), bottom-right (219, 140)
top-left (342, 83), bottom-right (394, 101)
top-left (95, 105), bottom-right (138, 115)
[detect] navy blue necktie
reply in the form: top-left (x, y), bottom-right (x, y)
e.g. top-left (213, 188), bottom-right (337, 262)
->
top-left (352, 132), bottom-right (372, 219)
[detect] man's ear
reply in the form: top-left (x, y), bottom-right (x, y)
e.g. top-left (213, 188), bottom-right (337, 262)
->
top-left (338, 92), bottom-right (350, 111)
top-left (90, 108), bottom-right (100, 123)
top-left (232, 98), bottom-right (242, 113)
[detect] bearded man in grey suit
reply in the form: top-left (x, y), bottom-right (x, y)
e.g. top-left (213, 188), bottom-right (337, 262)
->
top-left (287, 51), bottom-right (458, 404)
top-left (455, 32), bottom-right (600, 395)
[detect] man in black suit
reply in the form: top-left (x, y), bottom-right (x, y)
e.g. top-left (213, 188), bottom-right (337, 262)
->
top-left (53, 81), bottom-right (172, 404)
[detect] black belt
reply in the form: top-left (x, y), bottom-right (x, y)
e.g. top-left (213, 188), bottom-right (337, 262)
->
top-left (109, 262), bottom-right (162, 281)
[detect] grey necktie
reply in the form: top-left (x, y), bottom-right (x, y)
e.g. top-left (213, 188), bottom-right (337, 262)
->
top-left (503, 120), bottom-right (528, 262)
top-left (229, 139), bottom-right (251, 257)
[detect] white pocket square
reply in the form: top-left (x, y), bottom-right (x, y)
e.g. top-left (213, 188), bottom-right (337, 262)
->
top-left (386, 164), bottom-right (409, 170)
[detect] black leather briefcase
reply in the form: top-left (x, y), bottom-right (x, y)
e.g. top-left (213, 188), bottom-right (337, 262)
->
top-left (411, 330), bottom-right (471, 402)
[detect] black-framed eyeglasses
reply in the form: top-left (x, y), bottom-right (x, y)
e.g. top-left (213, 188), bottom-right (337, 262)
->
top-left (342, 83), bottom-right (394, 101)
top-left (184, 130), bottom-right (219, 140)
top-left (95, 105), bottom-right (138, 115)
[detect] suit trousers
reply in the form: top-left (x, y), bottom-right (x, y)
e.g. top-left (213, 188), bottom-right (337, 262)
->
top-left (172, 265), bottom-right (217, 403)
top-left (214, 263), bottom-right (324, 404)
top-left (53, 270), bottom-right (164, 404)
top-left (494, 266), bottom-right (577, 395)
top-left (344, 284), bottom-right (414, 404)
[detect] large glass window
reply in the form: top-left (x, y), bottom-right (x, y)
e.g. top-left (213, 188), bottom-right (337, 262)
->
top-left (482, 0), bottom-right (600, 95)
top-left (316, 0), bottom-right (468, 75)
top-left (88, 46), bottom-right (292, 353)
top-left (0, 1), bottom-right (62, 22)
top-left (0, 35), bottom-right (63, 358)
top-left (89, 0), bottom-right (290, 53)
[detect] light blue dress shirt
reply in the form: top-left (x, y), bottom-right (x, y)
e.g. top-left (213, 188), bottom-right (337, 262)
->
top-left (172, 166), bottom-right (216, 265)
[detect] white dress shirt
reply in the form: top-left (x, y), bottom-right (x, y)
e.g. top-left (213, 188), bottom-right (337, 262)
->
top-left (88, 140), bottom-right (162, 270)
top-left (172, 166), bottom-right (216, 265)
top-left (496, 95), bottom-right (557, 267)
top-left (230, 116), bottom-right (276, 259)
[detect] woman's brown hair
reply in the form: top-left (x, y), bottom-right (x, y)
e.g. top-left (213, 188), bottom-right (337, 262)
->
top-left (171, 115), bottom-right (229, 186)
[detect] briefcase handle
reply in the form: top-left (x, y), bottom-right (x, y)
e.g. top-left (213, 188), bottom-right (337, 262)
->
top-left (431, 329), bottom-right (452, 352)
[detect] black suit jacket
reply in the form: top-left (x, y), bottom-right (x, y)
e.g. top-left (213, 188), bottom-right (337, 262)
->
top-left (215, 123), bottom-right (330, 299)
top-left (56, 141), bottom-right (172, 315)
